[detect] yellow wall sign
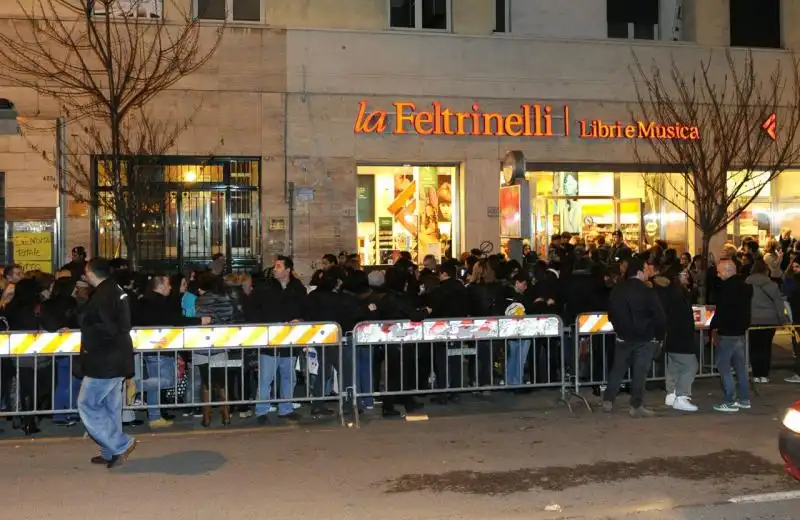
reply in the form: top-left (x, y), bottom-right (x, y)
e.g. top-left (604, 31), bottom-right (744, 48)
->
top-left (12, 232), bottom-right (53, 273)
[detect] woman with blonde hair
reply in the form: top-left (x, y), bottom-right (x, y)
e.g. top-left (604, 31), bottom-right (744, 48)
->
top-left (467, 259), bottom-right (504, 387)
top-left (763, 237), bottom-right (783, 283)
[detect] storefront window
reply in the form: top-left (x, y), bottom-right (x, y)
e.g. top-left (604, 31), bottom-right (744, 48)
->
top-left (356, 164), bottom-right (458, 266)
top-left (727, 170), bottom-right (771, 198)
top-left (619, 174), bottom-right (645, 199)
top-left (663, 174), bottom-right (688, 252)
top-left (577, 172), bottom-right (614, 196)
top-left (726, 170), bottom-right (773, 245)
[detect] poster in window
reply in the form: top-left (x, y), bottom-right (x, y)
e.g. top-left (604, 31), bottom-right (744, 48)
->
top-left (437, 175), bottom-right (452, 222)
top-left (418, 167), bottom-right (440, 250)
top-left (499, 185), bottom-right (521, 238)
top-left (378, 217), bottom-right (395, 264)
top-left (356, 175), bottom-right (375, 223)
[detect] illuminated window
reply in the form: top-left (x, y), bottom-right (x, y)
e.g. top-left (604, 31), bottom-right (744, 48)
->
top-left (390, 0), bottom-right (451, 30)
top-left (356, 164), bottom-right (458, 265)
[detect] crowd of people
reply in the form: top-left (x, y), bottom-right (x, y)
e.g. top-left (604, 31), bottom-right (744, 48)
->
top-left (0, 232), bottom-right (799, 442)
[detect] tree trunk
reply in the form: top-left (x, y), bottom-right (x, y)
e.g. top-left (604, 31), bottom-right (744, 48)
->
top-left (700, 232), bottom-right (712, 305)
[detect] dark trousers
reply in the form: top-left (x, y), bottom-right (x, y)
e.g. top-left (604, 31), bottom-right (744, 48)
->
top-left (792, 327), bottom-right (800, 376)
top-left (383, 345), bottom-right (417, 410)
top-left (434, 342), bottom-right (465, 390)
top-left (468, 341), bottom-right (496, 387)
top-left (749, 328), bottom-right (776, 378)
top-left (602, 340), bottom-right (658, 409)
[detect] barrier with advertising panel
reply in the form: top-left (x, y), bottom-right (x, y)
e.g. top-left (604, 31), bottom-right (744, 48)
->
top-left (350, 315), bottom-right (568, 427)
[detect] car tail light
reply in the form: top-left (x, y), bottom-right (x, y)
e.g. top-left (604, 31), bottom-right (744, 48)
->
top-left (784, 402), bottom-right (800, 434)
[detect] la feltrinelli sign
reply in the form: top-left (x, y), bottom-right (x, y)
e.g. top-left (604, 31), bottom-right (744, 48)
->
top-left (354, 101), bottom-right (701, 141)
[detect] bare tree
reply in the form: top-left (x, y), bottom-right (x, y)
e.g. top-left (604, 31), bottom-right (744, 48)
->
top-left (630, 50), bottom-right (800, 262)
top-left (0, 0), bottom-right (223, 267)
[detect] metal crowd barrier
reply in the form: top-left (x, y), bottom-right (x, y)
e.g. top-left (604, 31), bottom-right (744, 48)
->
top-left (350, 314), bottom-right (567, 428)
top-left (0, 321), bottom-right (346, 430)
top-left (570, 306), bottom-right (719, 410)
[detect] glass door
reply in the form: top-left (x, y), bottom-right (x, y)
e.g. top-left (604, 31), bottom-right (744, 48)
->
top-left (616, 199), bottom-right (644, 253)
top-left (180, 191), bottom-right (226, 264)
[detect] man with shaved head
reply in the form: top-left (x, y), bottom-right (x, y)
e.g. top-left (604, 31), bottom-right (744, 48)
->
top-left (709, 258), bottom-right (753, 413)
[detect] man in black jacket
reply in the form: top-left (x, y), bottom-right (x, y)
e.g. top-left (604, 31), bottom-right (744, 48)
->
top-left (135, 275), bottom-right (210, 428)
top-left (77, 257), bottom-right (137, 468)
top-left (428, 260), bottom-right (469, 400)
top-left (250, 256), bottom-right (307, 422)
top-left (603, 256), bottom-right (666, 418)
top-left (709, 258), bottom-right (753, 412)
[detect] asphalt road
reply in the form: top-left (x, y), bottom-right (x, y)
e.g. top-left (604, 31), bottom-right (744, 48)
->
top-left (2, 380), bottom-right (800, 520)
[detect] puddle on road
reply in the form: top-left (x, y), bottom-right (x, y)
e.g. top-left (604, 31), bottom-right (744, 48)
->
top-left (384, 449), bottom-right (785, 495)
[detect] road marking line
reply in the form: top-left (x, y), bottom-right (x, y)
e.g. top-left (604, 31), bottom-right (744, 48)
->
top-left (728, 490), bottom-right (800, 504)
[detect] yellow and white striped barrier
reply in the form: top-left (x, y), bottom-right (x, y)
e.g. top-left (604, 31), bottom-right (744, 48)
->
top-left (577, 306), bottom-right (718, 334)
top-left (0, 322), bottom-right (341, 356)
top-left (577, 314), bottom-right (614, 334)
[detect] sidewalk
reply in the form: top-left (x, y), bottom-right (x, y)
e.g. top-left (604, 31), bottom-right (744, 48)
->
top-left (2, 367), bottom-right (799, 441)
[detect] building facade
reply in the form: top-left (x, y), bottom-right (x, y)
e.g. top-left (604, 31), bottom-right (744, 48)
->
top-left (0, 0), bottom-right (798, 273)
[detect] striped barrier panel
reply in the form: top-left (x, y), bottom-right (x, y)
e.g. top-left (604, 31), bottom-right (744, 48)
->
top-left (0, 322), bottom-right (341, 356)
top-left (576, 314), bottom-right (614, 334)
top-left (577, 306), bottom-right (717, 334)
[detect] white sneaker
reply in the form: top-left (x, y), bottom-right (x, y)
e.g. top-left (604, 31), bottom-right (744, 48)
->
top-left (665, 392), bottom-right (676, 407)
top-left (673, 396), bottom-right (698, 412)
top-left (785, 374), bottom-right (800, 383)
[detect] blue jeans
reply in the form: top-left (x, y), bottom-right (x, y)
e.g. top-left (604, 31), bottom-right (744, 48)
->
top-left (256, 355), bottom-right (296, 416)
top-left (53, 356), bottom-right (81, 422)
top-left (341, 340), bottom-right (374, 408)
top-left (355, 346), bottom-right (374, 408)
top-left (506, 339), bottom-right (532, 386)
top-left (135, 354), bottom-right (176, 420)
top-left (716, 335), bottom-right (750, 405)
top-left (78, 377), bottom-right (134, 460)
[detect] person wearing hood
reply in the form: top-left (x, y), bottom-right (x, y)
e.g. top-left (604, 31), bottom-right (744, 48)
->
top-left (651, 263), bottom-right (698, 412)
top-left (746, 258), bottom-right (789, 383)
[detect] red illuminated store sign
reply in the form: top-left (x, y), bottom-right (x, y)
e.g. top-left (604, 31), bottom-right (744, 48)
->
top-left (354, 101), bottom-right (701, 141)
